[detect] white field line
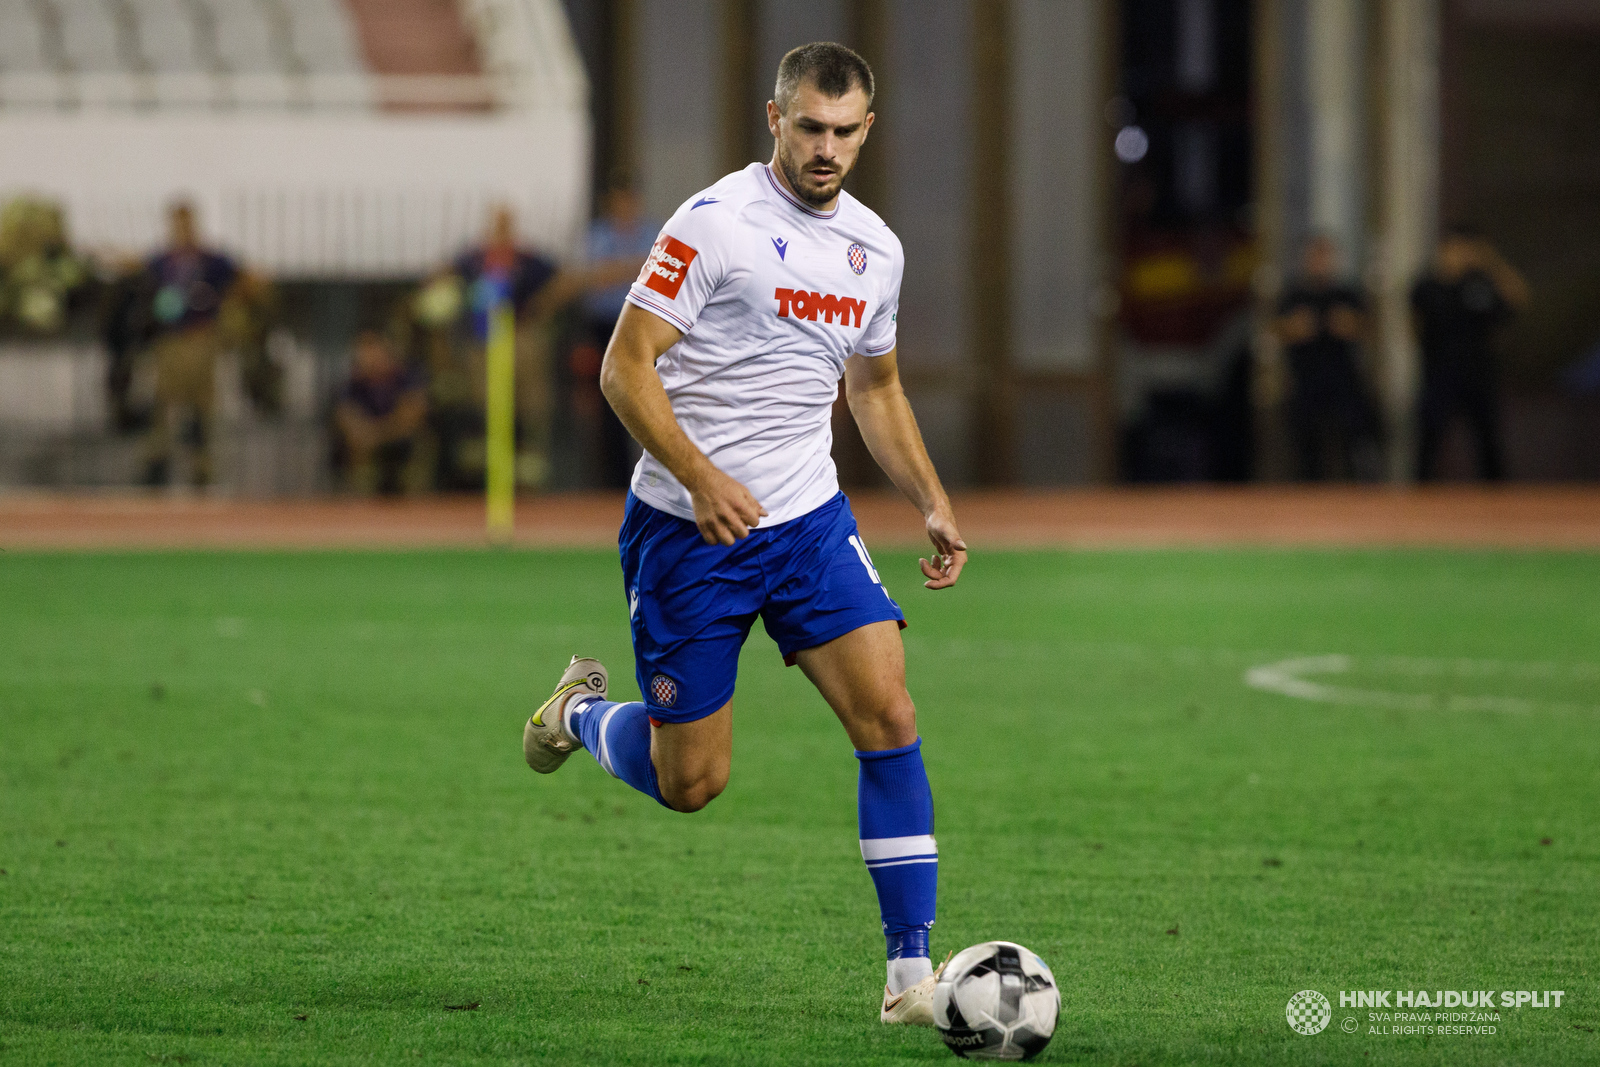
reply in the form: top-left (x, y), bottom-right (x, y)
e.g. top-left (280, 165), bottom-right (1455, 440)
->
top-left (909, 638), bottom-right (1600, 714)
top-left (1245, 655), bottom-right (1600, 714)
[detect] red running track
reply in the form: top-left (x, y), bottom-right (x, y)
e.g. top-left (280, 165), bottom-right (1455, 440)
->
top-left (1, 486), bottom-right (1597, 551)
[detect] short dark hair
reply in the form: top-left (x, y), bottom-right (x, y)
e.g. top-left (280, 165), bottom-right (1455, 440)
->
top-left (774, 42), bottom-right (874, 114)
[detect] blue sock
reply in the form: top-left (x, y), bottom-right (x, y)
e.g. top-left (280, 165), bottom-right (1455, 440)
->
top-left (857, 738), bottom-right (937, 963)
top-left (568, 698), bottom-right (668, 807)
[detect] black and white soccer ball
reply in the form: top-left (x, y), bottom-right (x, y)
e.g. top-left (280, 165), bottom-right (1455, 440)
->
top-left (933, 941), bottom-right (1059, 1060)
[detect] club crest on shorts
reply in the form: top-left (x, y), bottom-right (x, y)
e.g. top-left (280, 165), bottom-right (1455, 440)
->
top-left (847, 242), bottom-right (867, 275)
top-left (649, 674), bottom-right (678, 708)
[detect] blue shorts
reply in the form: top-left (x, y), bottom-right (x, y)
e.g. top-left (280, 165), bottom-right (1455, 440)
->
top-left (619, 490), bottom-right (906, 724)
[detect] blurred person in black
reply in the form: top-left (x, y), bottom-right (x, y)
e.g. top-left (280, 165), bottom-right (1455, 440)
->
top-left (102, 263), bottom-right (156, 433)
top-left (335, 329), bottom-right (428, 496)
top-left (1274, 233), bottom-right (1379, 480)
top-left (140, 200), bottom-right (239, 487)
top-left (1411, 225), bottom-right (1530, 481)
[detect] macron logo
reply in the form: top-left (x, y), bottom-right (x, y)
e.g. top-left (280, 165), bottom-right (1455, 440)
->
top-left (691, 196), bottom-right (719, 209)
top-left (639, 234), bottom-right (698, 299)
top-left (774, 287), bottom-right (865, 327)
top-left (772, 236), bottom-right (788, 260)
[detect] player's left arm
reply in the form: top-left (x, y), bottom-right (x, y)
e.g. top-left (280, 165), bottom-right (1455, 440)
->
top-left (844, 348), bottom-right (967, 589)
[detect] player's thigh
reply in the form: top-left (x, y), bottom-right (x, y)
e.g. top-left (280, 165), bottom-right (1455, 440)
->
top-left (793, 620), bottom-right (917, 752)
top-left (621, 494), bottom-right (761, 722)
top-left (650, 701), bottom-right (733, 790)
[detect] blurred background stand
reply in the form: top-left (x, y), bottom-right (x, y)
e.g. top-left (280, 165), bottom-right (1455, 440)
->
top-left (2, 0), bottom-right (1599, 497)
top-left (0, 0), bottom-right (587, 497)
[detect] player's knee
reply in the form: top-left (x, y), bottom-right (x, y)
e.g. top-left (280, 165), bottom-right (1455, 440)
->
top-left (661, 775), bottom-right (725, 813)
top-left (659, 765), bottom-right (729, 813)
top-left (859, 689), bottom-right (918, 749)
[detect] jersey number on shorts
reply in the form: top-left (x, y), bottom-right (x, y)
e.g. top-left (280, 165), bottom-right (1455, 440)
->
top-left (847, 534), bottom-right (882, 585)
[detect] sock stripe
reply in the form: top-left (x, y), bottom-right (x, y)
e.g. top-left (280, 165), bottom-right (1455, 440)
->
top-left (865, 857), bottom-right (939, 869)
top-left (595, 701), bottom-right (625, 778)
top-left (860, 834), bottom-right (938, 862)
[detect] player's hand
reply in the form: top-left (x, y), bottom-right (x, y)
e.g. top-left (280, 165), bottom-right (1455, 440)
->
top-left (920, 510), bottom-right (967, 589)
top-left (689, 465), bottom-right (767, 546)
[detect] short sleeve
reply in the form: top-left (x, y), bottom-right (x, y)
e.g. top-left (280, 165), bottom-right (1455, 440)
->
top-left (624, 197), bottom-right (735, 335)
top-left (855, 236), bottom-right (904, 356)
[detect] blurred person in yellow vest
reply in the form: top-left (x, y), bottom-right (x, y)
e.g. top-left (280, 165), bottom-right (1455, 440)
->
top-left (0, 196), bottom-right (92, 338)
top-left (140, 200), bottom-right (240, 488)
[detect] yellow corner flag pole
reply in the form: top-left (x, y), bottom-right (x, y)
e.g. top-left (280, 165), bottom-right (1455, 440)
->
top-left (485, 302), bottom-right (516, 544)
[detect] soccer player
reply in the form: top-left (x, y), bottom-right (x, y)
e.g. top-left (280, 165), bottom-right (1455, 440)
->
top-left (522, 42), bottom-right (967, 1025)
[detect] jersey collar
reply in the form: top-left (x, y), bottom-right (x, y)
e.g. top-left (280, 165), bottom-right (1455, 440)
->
top-left (763, 164), bottom-right (840, 220)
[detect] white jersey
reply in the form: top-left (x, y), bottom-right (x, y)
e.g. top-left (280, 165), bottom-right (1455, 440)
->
top-left (624, 162), bottom-right (904, 526)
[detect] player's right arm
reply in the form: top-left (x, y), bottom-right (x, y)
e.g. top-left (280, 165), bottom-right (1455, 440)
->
top-left (599, 304), bottom-right (767, 546)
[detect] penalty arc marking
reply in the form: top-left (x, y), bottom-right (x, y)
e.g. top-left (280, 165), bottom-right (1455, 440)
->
top-left (913, 636), bottom-right (1599, 715)
top-left (1244, 655), bottom-right (1600, 715)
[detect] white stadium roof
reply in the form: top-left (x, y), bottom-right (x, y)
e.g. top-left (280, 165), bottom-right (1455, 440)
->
top-left (0, 0), bottom-right (590, 276)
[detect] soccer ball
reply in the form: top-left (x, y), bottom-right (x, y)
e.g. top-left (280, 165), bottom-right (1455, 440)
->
top-left (932, 941), bottom-right (1060, 1060)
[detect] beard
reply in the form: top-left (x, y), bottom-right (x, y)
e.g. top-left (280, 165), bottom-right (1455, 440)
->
top-left (776, 137), bottom-right (851, 207)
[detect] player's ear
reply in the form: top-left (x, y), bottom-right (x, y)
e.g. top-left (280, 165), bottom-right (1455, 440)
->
top-left (861, 112), bottom-right (874, 141)
top-left (767, 100), bottom-right (782, 138)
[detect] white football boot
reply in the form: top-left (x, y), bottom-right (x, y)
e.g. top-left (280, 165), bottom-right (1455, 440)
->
top-left (880, 952), bottom-right (951, 1026)
top-left (522, 656), bottom-right (608, 774)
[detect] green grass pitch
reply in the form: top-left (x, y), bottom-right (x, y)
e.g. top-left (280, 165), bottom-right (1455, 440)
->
top-left (2, 546), bottom-right (1597, 1065)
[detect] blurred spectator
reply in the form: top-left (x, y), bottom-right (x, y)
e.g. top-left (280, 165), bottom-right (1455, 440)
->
top-left (335, 330), bottom-right (428, 496)
top-left (101, 258), bottom-right (157, 433)
top-left (221, 272), bottom-right (284, 415)
top-left (1412, 225), bottom-right (1530, 481)
top-left (140, 201), bottom-right (239, 487)
top-left (1274, 234), bottom-right (1380, 480)
top-left (413, 204), bottom-right (558, 490)
top-left (0, 197), bottom-right (92, 337)
top-left (575, 174), bottom-right (660, 487)
top-left (455, 205), bottom-right (558, 343)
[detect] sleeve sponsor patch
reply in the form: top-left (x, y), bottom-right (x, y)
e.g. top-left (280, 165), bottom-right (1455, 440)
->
top-left (639, 235), bottom-right (698, 300)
